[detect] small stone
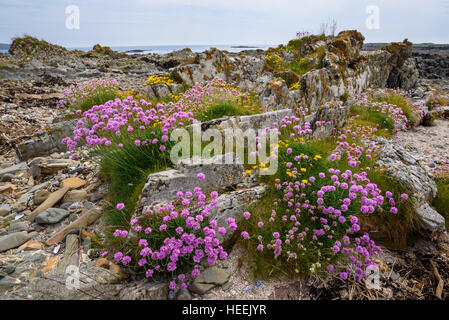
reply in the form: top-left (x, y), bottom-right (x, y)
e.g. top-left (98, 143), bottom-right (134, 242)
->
top-left (0, 162), bottom-right (28, 179)
top-left (17, 239), bottom-right (43, 252)
top-left (35, 208), bottom-right (70, 224)
top-left (0, 184), bottom-right (14, 194)
top-left (61, 177), bottom-right (86, 189)
top-left (0, 205), bottom-right (11, 217)
top-left (63, 190), bottom-right (87, 203)
top-left (34, 189), bottom-right (51, 205)
top-left (109, 263), bottom-right (128, 280)
top-left (4, 264), bottom-right (15, 274)
top-left (8, 220), bottom-right (29, 234)
top-left (29, 187), bottom-right (70, 221)
top-left (176, 289), bottom-right (192, 300)
top-left (189, 266), bottom-right (231, 294)
top-left (0, 275), bottom-right (21, 289)
top-left (0, 231), bottom-right (30, 252)
top-left (0, 173), bottom-right (14, 182)
top-left (390, 271), bottom-right (400, 282)
top-left (95, 258), bottom-right (110, 268)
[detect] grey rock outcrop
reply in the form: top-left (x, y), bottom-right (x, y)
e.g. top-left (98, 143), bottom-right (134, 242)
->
top-left (375, 138), bottom-right (445, 234)
top-left (15, 119), bottom-right (78, 161)
top-left (137, 153), bottom-right (244, 218)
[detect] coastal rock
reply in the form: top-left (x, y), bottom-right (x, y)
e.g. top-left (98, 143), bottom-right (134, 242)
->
top-left (375, 138), bottom-right (445, 234)
top-left (35, 208), bottom-right (70, 224)
top-left (152, 84), bottom-right (171, 99)
top-left (138, 153), bottom-right (244, 216)
top-left (119, 281), bottom-right (169, 300)
top-left (34, 189), bottom-right (50, 205)
top-left (0, 231), bottom-right (30, 252)
top-left (375, 140), bottom-right (437, 203)
top-left (0, 162), bottom-right (28, 179)
top-left (259, 79), bottom-right (292, 110)
top-left (189, 267), bottom-right (231, 294)
top-left (15, 119), bottom-right (78, 161)
top-left (208, 186), bottom-right (265, 246)
top-left (416, 203), bottom-right (446, 233)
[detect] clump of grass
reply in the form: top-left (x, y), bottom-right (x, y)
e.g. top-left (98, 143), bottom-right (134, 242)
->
top-left (240, 135), bottom-right (373, 279)
top-left (59, 78), bottom-right (119, 112)
top-left (287, 46), bottom-right (327, 76)
top-left (98, 127), bottom-right (174, 235)
top-left (350, 105), bottom-right (395, 134)
top-left (362, 171), bottom-right (419, 249)
top-left (376, 93), bottom-right (418, 127)
top-left (427, 94), bottom-right (449, 111)
top-left (195, 101), bottom-right (256, 122)
top-left (432, 178), bottom-right (449, 229)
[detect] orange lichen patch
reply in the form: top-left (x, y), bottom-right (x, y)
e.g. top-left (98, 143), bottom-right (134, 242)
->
top-left (41, 256), bottom-right (59, 273)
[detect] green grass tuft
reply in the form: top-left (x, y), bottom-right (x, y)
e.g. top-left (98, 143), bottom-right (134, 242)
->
top-left (432, 178), bottom-right (449, 229)
top-left (195, 102), bottom-right (255, 122)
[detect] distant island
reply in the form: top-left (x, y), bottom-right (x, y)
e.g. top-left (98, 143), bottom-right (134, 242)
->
top-left (230, 45), bottom-right (261, 48)
top-left (364, 42), bottom-right (449, 51)
top-left (0, 43), bottom-right (10, 50)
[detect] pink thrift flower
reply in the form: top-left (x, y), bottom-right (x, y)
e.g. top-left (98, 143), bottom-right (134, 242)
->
top-left (197, 173), bottom-right (206, 180)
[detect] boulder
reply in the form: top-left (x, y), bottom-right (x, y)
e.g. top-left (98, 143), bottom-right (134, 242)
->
top-left (208, 186), bottom-right (265, 246)
top-left (375, 138), bottom-right (445, 235)
top-left (138, 153), bottom-right (244, 217)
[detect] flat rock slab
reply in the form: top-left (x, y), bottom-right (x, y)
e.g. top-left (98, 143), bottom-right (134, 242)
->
top-left (0, 231), bottom-right (30, 252)
top-left (189, 267), bottom-right (231, 294)
top-left (57, 234), bottom-right (79, 275)
top-left (36, 208), bottom-right (70, 224)
top-left (0, 162), bottom-right (28, 179)
top-left (15, 119), bottom-right (78, 161)
top-left (61, 177), bottom-right (86, 189)
top-left (138, 153), bottom-right (244, 216)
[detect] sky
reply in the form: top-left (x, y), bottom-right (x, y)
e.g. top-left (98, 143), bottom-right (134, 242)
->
top-left (0, 0), bottom-right (448, 47)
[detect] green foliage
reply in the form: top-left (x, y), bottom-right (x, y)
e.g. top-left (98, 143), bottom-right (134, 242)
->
top-left (195, 102), bottom-right (256, 122)
top-left (432, 178), bottom-right (449, 229)
top-left (286, 46), bottom-right (327, 76)
top-left (240, 136), bottom-right (366, 279)
top-left (363, 171), bottom-right (419, 249)
top-left (73, 90), bottom-right (117, 112)
top-left (98, 127), bottom-right (174, 235)
top-left (376, 93), bottom-right (418, 127)
top-left (350, 106), bottom-right (395, 132)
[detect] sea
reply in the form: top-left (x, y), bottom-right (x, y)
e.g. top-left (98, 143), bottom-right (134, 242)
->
top-left (0, 44), bottom-right (274, 55)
